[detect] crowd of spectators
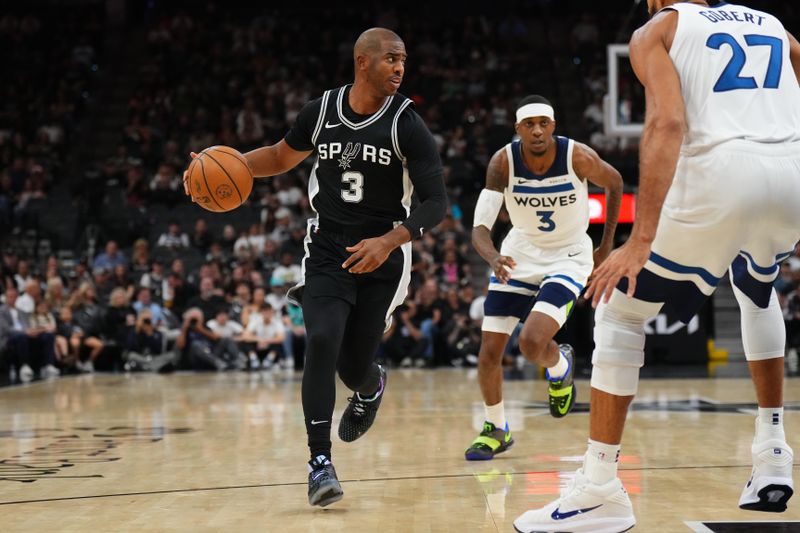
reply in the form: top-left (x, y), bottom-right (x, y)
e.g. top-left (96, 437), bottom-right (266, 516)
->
top-left (3, 3), bottom-right (800, 383)
top-left (0, 9), bottom-right (102, 240)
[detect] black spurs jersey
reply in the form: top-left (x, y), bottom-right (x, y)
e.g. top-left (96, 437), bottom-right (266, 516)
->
top-left (285, 85), bottom-right (445, 238)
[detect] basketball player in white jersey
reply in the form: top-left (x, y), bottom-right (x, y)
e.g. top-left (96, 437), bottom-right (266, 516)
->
top-left (465, 95), bottom-right (622, 461)
top-left (514, 2), bottom-right (800, 532)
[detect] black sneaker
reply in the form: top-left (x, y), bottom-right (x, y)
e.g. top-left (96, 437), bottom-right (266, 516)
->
top-left (464, 421), bottom-right (514, 461)
top-left (307, 455), bottom-right (343, 507)
top-left (338, 365), bottom-right (386, 442)
top-left (547, 344), bottom-right (577, 418)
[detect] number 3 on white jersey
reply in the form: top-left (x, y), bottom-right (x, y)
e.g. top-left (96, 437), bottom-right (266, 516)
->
top-left (341, 171), bottom-right (364, 203)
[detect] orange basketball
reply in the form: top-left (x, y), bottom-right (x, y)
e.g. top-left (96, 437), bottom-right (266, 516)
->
top-left (187, 146), bottom-right (253, 212)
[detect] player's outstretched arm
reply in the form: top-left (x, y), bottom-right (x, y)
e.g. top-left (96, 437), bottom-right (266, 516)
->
top-left (584, 10), bottom-right (685, 306)
top-left (788, 31), bottom-right (800, 84)
top-left (572, 143), bottom-right (623, 267)
top-left (244, 140), bottom-right (313, 179)
top-left (472, 149), bottom-right (515, 283)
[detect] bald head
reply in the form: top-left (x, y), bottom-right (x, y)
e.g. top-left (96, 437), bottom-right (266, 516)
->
top-left (354, 27), bottom-right (403, 61)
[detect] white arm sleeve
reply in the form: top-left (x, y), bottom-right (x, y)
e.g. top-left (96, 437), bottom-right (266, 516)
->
top-left (473, 189), bottom-right (504, 230)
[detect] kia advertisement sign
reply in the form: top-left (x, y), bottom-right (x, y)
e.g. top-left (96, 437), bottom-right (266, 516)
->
top-left (643, 307), bottom-right (708, 365)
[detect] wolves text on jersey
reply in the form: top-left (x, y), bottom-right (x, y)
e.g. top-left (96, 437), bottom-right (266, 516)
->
top-left (512, 193), bottom-right (578, 208)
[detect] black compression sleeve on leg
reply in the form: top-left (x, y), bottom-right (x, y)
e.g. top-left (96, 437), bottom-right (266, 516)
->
top-left (301, 294), bottom-right (351, 459)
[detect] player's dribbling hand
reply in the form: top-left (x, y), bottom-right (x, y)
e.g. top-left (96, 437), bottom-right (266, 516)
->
top-left (343, 237), bottom-right (393, 274)
top-left (182, 152), bottom-right (200, 200)
top-left (584, 238), bottom-right (651, 308)
top-left (489, 254), bottom-right (516, 284)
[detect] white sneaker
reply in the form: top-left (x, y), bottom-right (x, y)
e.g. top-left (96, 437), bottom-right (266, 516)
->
top-left (41, 364), bottom-right (60, 379)
top-left (249, 352), bottom-right (261, 370)
top-left (19, 364), bottom-right (34, 383)
top-left (76, 359), bottom-right (95, 373)
top-left (400, 357), bottom-right (412, 368)
top-left (281, 356), bottom-right (294, 369)
top-left (513, 469), bottom-right (636, 533)
top-left (739, 438), bottom-right (794, 512)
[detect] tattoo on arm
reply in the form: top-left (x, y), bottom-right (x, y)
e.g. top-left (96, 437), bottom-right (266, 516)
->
top-left (485, 150), bottom-right (508, 192)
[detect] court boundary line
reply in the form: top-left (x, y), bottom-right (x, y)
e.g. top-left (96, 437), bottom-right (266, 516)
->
top-left (0, 462), bottom-right (792, 506)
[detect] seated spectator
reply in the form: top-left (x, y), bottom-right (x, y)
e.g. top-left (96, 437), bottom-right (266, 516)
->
top-left (175, 307), bottom-right (240, 371)
top-left (139, 258), bottom-right (167, 303)
top-left (16, 278), bottom-right (41, 314)
top-left (132, 286), bottom-right (165, 327)
top-left (101, 287), bottom-right (136, 367)
top-left (130, 238), bottom-right (151, 280)
top-left (283, 302), bottom-right (306, 370)
top-left (56, 305), bottom-right (103, 373)
top-left (435, 249), bottom-right (470, 286)
top-left (381, 301), bottom-right (428, 368)
top-left (186, 277), bottom-right (227, 322)
top-left (157, 221), bottom-right (190, 249)
top-left (270, 252), bottom-right (302, 288)
top-left (163, 271), bottom-right (194, 316)
top-left (124, 308), bottom-right (175, 372)
top-left (0, 287), bottom-right (59, 383)
top-left (111, 263), bottom-right (135, 301)
top-left (148, 163), bottom-right (181, 206)
top-left (229, 282), bottom-right (251, 324)
top-left (192, 218), bottom-right (213, 252)
top-left (14, 259), bottom-right (33, 292)
top-left (44, 276), bottom-right (67, 313)
top-left (94, 240), bottom-right (127, 271)
top-left (68, 282), bottom-right (104, 336)
top-left (238, 304), bottom-right (286, 369)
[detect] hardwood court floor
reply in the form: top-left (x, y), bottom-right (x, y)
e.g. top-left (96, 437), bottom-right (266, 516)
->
top-left (0, 370), bottom-right (799, 532)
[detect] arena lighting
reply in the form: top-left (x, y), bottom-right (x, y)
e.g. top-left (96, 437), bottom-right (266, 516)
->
top-left (589, 192), bottom-right (636, 223)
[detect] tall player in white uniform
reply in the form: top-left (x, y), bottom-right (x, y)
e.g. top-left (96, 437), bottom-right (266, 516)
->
top-left (515, 2), bottom-right (800, 532)
top-left (465, 95), bottom-right (622, 461)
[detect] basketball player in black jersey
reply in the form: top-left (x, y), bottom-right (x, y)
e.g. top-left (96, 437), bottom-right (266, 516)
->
top-left (184, 28), bottom-right (446, 507)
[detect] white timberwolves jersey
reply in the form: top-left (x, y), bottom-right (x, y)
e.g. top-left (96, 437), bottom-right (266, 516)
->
top-left (503, 136), bottom-right (589, 248)
top-left (668, 3), bottom-right (800, 154)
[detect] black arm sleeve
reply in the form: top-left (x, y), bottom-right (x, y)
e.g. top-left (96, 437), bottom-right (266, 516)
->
top-left (397, 109), bottom-right (447, 238)
top-left (283, 96), bottom-right (323, 152)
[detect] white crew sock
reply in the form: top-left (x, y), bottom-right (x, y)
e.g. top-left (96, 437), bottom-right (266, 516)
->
top-left (547, 350), bottom-right (569, 380)
top-left (485, 401), bottom-right (507, 430)
top-left (583, 439), bottom-right (620, 485)
top-left (756, 407), bottom-right (786, 443)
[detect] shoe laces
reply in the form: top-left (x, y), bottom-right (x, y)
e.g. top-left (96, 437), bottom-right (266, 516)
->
top-left (347, 396), bottom-right (368, 417)
top-left (560, 469), bottom-right (587, 500)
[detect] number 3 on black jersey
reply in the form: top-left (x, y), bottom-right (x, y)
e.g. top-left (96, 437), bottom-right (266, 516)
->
top-left (341, 171), bottom-right (364, 203)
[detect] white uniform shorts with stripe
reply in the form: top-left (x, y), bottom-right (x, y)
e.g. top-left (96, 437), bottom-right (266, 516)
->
top-left (482, 229), bottom-right (594, 335)
top-left (617, 140), bottom-right (800, 322)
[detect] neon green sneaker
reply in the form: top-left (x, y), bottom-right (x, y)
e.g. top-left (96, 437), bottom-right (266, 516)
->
top-left (547, 344), bottom-right (576, 418)
top-left (464, 421), bottom-right (514, 461)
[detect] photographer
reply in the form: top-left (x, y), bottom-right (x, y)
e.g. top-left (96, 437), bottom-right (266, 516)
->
top-left (174, 307), bottom-right (237, 371)
top-left (125, 308), bottom-right (176, 372)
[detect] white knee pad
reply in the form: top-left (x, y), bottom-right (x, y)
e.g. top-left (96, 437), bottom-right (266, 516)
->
top-left (591, 292), bottom-right (660, 397)
top-left (732, 284), bottom-right (786, 361)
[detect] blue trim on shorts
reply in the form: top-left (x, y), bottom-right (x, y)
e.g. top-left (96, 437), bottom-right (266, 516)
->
top-left (536, 283), bottom-right (577, 309)
top-left (617, 267), bottom-right (709, 323)
top-left (542, 274), bottom-right (584, 292)
top-left (484, 290), bottom-right (536, 320)
top-left (738, 251), bottom-right (778, 276)
top-left (730, 255), bottom-right (774, 308)
top-left (648, 251), bottom-right (721, 287)
top-left (490, 276), bottom-right (540, 292)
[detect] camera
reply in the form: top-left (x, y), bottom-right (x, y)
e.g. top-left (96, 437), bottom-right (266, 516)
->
top-left (142, 318), bottom-right (152, 326)
top-left (189, 317), bottom-right (198, 327)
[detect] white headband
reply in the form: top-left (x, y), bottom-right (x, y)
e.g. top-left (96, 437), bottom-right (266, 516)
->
top-left (516, 103), bottom-right (555, 123)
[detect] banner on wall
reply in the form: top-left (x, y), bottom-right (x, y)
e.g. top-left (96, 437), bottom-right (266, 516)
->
top-left (588, 193), bottom-right (636, 224)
